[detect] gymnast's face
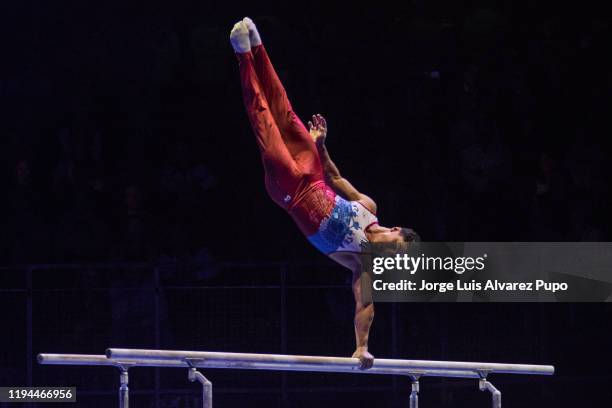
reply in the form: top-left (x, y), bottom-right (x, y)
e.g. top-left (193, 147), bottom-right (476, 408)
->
top-left (371, 227), bottom-right (405, 244)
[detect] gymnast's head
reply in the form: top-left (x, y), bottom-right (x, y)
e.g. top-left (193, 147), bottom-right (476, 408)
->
top-left (369, 226), bottom-right (420, 245)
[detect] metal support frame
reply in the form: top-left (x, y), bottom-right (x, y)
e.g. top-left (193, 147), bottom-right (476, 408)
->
top-left (118, 366), bottom-right (129, 408)
top-left (409, 376), bottom-right (420, 408)
top-left (38, 350), bottom-right (552, 408)
top-left (479, 378), bottom-right (502, 408)
top-left (188, 368), bottom-right (213, 408)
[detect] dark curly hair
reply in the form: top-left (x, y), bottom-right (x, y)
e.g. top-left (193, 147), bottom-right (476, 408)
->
top-left (400, 228), bottom-right (421, 242)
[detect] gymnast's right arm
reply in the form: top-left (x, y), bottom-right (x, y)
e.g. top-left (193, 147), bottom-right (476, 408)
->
top-left (308, 114), bottom-right (377, 213)
top-left (351, 267), bottom-right (375, 369)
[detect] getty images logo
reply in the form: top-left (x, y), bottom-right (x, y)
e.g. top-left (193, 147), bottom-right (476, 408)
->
top-left (372, 253), bottom-right (488, 275)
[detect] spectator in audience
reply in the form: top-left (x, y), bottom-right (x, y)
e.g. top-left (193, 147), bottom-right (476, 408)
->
top-left (52, 123), bottom-right (113, 261)
top-left (529, 152), bottom-right (571, 240)
top-left (111, 184), bottom-right (156, 261)
top-left (449, 113), bottom-right (512, 240)
top-left (7, 158), bottom-right (50, 262)
top-left (52, 127), bottom-right (79, 213)
top-left (159, 140), bottom-right (215, 257)
top-left (565, 128), bottom-right (607, 241)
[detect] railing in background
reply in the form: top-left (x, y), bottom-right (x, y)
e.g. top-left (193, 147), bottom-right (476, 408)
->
top-left (0, 261), bottom-right (557, 408)
top-left (0, 260), bottom-right (351, 408)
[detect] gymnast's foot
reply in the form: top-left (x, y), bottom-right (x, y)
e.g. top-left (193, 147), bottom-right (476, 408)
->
top-left (230, 21), bottom-right (250, 53)
top-left (242, 17), bottom-right (262, 47)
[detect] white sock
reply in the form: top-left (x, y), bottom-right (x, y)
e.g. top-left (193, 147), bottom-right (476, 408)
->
top-left (230, 21), bottom-right (250, 53)
top-left (243, 17), bottom-right (262, 47)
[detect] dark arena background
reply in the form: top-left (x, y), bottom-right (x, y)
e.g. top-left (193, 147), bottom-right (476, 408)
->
top-left (1, 1), bottom-right (611, 407)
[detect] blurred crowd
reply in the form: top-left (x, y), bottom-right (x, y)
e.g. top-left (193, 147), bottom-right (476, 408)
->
top-left (2, 126), bottom-right (217, 264)
top-left (2, 7), bottom-right (611, 265)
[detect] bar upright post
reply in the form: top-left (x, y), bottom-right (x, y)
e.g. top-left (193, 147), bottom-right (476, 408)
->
top-left (119, 367), bottom-right (129, 408)
top-left (189, 368), bottom-right (213, 408)
top-left (409, 376), bottom-right (419, 408)
top-left (479, 378), bottom-right (501, 408)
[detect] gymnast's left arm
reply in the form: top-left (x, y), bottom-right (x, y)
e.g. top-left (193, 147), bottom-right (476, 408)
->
top-left (308, 114), bottom-right (378, 214)
top-left (352, 268), bottom-right (375, 369)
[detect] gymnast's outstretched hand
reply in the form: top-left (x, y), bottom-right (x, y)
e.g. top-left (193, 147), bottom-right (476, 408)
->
top-left (308, 114), bottom-right (327, 147)
top-left (352, 347), bottom-right (375, 370)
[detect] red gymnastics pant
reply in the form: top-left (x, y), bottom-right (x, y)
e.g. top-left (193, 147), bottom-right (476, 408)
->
top-left (237, 45), bottom-right (325, 211)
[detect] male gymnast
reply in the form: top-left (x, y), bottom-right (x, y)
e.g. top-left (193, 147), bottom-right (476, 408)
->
top-left (230, 17), bottom-right (418, 369)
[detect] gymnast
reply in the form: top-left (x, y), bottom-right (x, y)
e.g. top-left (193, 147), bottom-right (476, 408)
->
top-left (230, 17), bottom-right (419, 369)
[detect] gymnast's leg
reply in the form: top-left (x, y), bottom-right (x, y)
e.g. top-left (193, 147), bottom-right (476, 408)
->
top-left (242, 17), bottom-right (321, 178)
top-left (231, 21), bottom-right (303, 208)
